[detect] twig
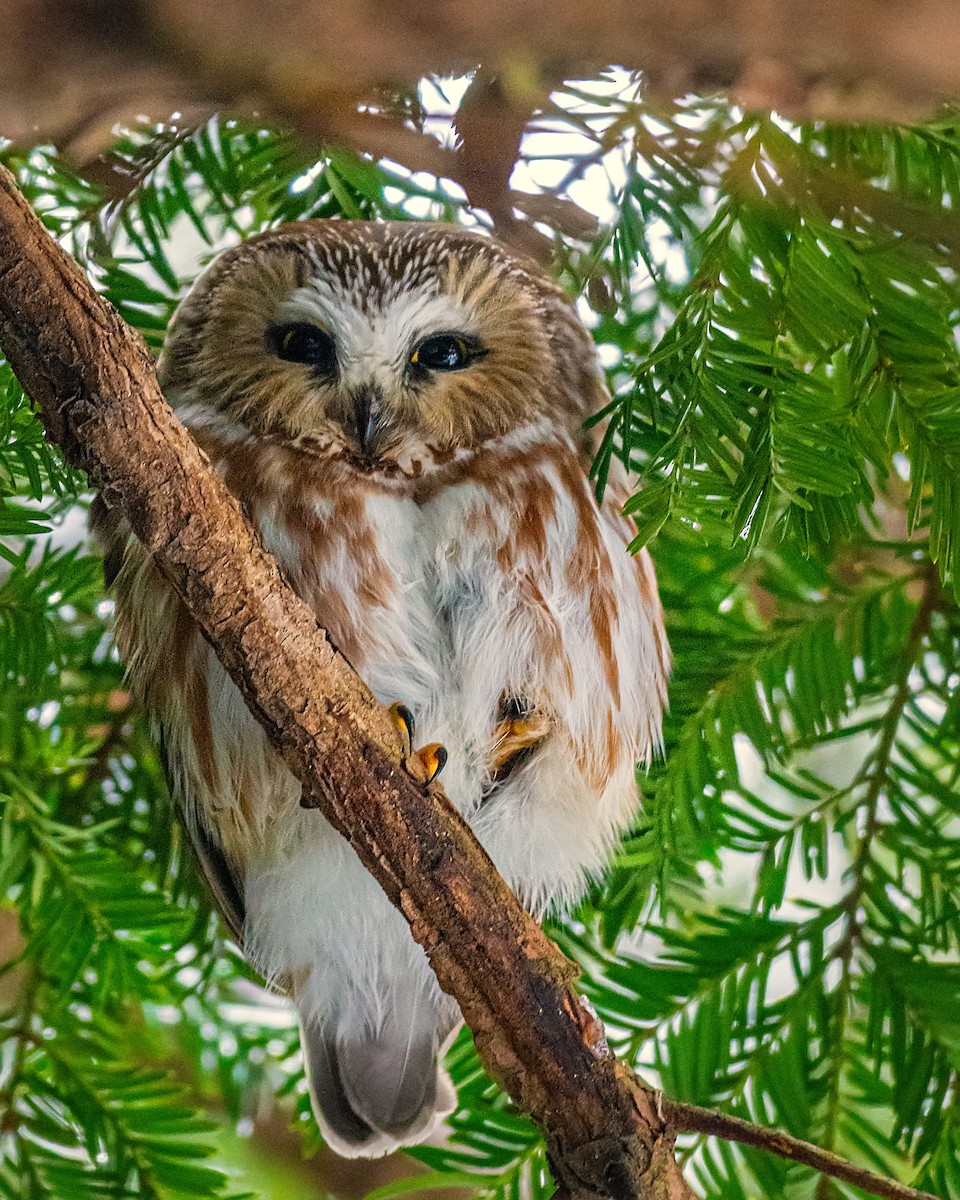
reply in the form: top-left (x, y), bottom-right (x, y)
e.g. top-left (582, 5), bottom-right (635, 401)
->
top-left (665, 1099), bottom-right (942, 1200)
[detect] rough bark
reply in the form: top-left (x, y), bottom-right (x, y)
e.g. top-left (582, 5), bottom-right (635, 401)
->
top-left (0, 164), bottom-right (693, 1200)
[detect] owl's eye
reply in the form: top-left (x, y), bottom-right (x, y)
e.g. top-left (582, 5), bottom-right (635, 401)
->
top-left (409, 333), bottom-right (481, 372)
top-left (271, 323), bottom-right (338, 373)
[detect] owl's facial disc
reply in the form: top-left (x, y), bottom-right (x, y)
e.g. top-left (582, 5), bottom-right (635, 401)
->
top-left (266, 281), bottom-right (496, 459)
top-left (161, 226), bottom-right (593, 461)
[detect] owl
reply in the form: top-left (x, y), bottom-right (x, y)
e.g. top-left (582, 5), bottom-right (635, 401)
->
top-left (94, 220), bottom-right (668, 1158)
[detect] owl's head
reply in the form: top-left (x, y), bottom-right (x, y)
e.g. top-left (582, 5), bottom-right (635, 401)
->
top-left (159, 221), bottom-right (605, 466)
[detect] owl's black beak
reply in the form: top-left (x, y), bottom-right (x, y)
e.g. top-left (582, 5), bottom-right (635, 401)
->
top-left (346, 385), bottom-right (385, 458)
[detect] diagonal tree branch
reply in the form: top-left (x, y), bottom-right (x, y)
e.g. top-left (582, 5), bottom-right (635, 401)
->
top-left (0, 166), bottom-right (941, 1200)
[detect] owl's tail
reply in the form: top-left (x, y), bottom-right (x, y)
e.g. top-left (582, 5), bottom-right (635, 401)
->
top-left (298, 1003), bottom-right (458, 1159)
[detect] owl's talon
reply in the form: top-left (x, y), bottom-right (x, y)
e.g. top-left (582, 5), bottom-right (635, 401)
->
top-left (390, 704), bottom-right (446, 784)
top-left (389, 702), bottom-right (416, 757)
top-left (418, 743), bottom-right (447, 785)
top-left (490, 713), bottom-right (551, 782)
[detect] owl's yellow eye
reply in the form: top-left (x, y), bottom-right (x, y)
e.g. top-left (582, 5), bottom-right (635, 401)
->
top-left (271, 323), bottom-right (338, 374)
top-left (410, 334), bottom-right (482, 372)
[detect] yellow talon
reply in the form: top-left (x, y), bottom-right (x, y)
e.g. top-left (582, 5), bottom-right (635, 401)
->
top-left (493, 715), bottom-right (550, 768)
top-left (489, 711), bottom-right (551, 784)
top-left (389, 702), bottom-right (415, 757)
top-left (418, 743), bottom-right (448, 785)
top-left (389, 703), bottom-right (447, 785)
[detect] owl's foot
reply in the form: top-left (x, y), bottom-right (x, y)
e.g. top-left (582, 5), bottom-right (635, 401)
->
top-left (490, 700), bottom-right (551, 784)
top-left (390, 703), bottom-right (416, 757)
top-left (416, 743), bottom-right (448, 785)
top-left (389, 703), bottom-right (448, 786)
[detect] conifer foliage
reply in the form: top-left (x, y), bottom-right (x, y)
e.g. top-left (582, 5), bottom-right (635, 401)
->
top-left (0, 81), bottom-right (958, 1198)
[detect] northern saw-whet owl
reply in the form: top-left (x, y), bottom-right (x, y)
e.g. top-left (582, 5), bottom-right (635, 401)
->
top-left (94, 220), bottom-right (669, 1158)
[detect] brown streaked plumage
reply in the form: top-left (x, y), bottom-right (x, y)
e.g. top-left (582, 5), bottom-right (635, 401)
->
top-left (94, 219), bottom-right (669, 1158)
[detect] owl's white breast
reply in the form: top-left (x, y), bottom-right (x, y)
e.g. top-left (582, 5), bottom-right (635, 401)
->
top-left (262, 460), bottom-right (532, 820)
top-left (169, 405), bottom-right (665, 992)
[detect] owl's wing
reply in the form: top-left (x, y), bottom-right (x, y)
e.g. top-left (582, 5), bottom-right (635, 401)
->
top-left (92, 495), bottom-right (248, 946)
top-left (187, 816), bottom-right (246, 945)
top-left (151, 690), bottom-right (246, 944)
top-left (162, 726), bottom-right (246, 946)
top-left (90, 495), bottom-right (129, 589)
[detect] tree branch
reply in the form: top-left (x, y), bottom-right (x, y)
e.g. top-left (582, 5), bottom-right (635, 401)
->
top-left (0, 164), bottom-right (692, 1200)
top-left (664, 1100), bottom-right (941, 1200)
top-left (4, 1), bottom-right (960, 256)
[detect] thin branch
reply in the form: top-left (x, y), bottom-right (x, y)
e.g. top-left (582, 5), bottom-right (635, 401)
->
top-left (0, 961), bottom-right (40, 1137)
top-left (6, 0), bottom-right (960, 171)
top-left (664, 1100), bottom-right (942, 1200)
